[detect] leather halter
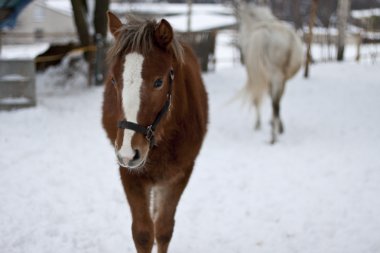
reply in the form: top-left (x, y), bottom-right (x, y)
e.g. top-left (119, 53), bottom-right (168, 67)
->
top-left (117, 69), bottom-right (174, 148)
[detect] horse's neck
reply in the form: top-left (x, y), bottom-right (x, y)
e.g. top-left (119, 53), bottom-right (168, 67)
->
top-left (239, 8), bottom-right (279, 54)
top-left (251, 8), bottom-right (277, 22)
top-left (240, 8), bottom-right (277, 32)
top-left (240, 18), bottom-right (276, 36)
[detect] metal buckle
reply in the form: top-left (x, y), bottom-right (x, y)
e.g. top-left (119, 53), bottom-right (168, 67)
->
top-left (146, 125), bottom-right (154, 141)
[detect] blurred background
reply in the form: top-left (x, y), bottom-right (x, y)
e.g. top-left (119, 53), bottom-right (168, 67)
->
top-left (1, 0), bottom-right (379, 96)
top-left (0, 1), bottom-right (379, 253)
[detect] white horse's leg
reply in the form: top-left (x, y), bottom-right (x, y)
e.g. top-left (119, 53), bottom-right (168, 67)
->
top-left (269, 73), bottom-right (285, 144)
top-left (253, 96), bottom-right (262, 130)
top-left (247, 79), bottom-right (265, 131)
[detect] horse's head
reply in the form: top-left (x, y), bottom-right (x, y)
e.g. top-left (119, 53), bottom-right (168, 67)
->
top-left (106, 12), bottom-right (180, 169)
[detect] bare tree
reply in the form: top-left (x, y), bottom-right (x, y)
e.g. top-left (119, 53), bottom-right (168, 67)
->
top-left (292, 0), bottom-right (302, 30)
top-left (336, 0), bottom-right (351, 61)
top-left (70, 0), bottom-right (109, 85)
top-left (304, 0), bottom-right (319, 78)
top-left (70, 0), bottom-right (90, 51)
top-left (94, 0), bottom-right (110, 38)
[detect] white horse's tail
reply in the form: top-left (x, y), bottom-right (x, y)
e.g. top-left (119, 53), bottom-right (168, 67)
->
top-left (242, 30), bottom-right (270, 108)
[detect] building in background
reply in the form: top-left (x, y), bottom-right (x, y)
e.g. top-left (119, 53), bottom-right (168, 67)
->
top-left (2, 0), bottom-right (76, 44)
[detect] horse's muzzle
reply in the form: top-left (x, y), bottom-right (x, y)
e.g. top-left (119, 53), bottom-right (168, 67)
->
top-left (116, 149), bottom-right (146, 169)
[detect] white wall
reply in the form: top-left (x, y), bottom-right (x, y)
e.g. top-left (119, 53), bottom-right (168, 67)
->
top-left (4, 0), bottom-right (76, 44)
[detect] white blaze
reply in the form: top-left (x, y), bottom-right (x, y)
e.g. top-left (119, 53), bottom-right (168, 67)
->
top-left (117, 53), bottom-right (144, 160)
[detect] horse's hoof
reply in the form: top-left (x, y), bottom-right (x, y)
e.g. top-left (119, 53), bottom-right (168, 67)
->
top-left (279, 122), bottom-right (284, 134)
top-left (254, 124), bottom-right (261, 131)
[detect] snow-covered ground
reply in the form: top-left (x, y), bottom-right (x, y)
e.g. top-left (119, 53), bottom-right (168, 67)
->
top-left (1, 36), bottom-right (380, 253)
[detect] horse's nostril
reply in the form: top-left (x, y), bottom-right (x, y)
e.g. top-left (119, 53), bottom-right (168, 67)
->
top-left (132, 149), bottom-right (140, 161)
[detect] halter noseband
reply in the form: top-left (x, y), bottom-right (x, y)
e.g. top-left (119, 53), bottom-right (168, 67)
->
top-left (117, 69), bottom-right (174, 148)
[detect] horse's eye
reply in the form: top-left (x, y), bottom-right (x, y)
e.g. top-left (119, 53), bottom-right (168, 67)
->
top-left (154, 79), bottom-right (163, 88)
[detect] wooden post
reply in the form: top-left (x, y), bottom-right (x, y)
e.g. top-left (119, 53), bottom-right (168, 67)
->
top-left (304, 0), bottom-right (319, 78)
top-left (94, 0), bottom-right (110, 38)
top-left (93, 0), bottom-right (109, 85)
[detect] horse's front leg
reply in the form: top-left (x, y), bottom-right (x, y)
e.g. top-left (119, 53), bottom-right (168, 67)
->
top-left (153, 167), bottom-right (193, 253)
top-left (120, 168), bottom-right (154, 253)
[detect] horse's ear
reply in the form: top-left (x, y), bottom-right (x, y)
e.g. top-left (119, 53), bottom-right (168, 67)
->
top-left (154, 19), bottom-right (173, 49)
top-left (107, 11), bottom-right (122, 38)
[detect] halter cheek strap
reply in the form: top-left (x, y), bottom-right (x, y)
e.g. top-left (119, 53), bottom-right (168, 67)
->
top-left (117, 68), bottom-right (174, 148)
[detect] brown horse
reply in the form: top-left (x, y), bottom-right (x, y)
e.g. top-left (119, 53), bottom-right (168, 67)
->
top-left (102, 12), bottom-right (208, 253)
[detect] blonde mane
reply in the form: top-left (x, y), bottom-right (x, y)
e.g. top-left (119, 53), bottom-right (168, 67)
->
top-left (107, 15), bottom-right (184, 63)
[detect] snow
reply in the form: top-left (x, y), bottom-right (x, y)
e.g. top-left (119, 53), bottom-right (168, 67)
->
top-left (40, 1), bottom-right (233, 20)
top-left (164, 13), bottom-right (236, 32)
top-left (0, 43), bottom-right (50, 60)
top-left (1, 27), bottom-right (380, 253)
top-left (110, 3), bottom-right (233, 16)
top-left (111, 2), bottom-right (237, 32)
top-left (44, 0), bottom-right (73, 16)
top-left (311, 42), bottom-right (380, 63)
top-left (303, 25), bottom-right (363, 36)
top-left (352, 8), bottom-right (380, 19)
top-left (0, 97), bottom-right (32, 105)
top-left (0, 74), bottom-right (29, 81)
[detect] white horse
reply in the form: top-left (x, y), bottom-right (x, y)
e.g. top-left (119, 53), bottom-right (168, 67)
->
top-left (238, 3), bottom-right (303, 144)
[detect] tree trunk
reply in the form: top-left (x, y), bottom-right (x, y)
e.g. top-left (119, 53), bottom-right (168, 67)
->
top-left (336, 0), bottom-right (351, 61)
top-left (304, 0), bottom-right (319, 78)
top-left (93, 0), bottom-right (110, 86)
top-left (94, 0), bottom-right (110, 38)
top-left (292, 0), bottom-right (302, 30)
top-left (71, 0), bottom-right (93, 86)
top-left (71, 0), bottom-right (110, 86)
top-left (70, 0), bottom-right (90, 47)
